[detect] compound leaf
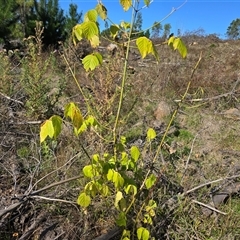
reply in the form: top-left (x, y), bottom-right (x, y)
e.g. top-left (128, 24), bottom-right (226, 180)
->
top-left (64, 102), bottom-right (84, 132)
top-left (168, 36), bottom-right (187, 58)
top-left (136, 37), bottom-right (159, 61)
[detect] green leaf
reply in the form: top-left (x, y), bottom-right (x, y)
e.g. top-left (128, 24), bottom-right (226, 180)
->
top-left (113, 171), bottom-right (124, 188)
top-left (168, 36), bottom-right (187, 58)
top-left (143, 213), bottom-right (153, 225)
top-left (136, 37), bottom-right (159, 61)
top-left (100, 184), bottom-right (109, 196)
top-left (95, 3), bottom-right (107, 20)
top-left (40, 115), bottom-right (62, 143)
top-left (147, 128), bottom-right (156, 141)
top-left (77, 192), bottom-right (91, 207)
top-left (72, 24), bottom-right (83, 43)
top-left (115, 191), bottom-right (123, 209)
top-left (124, 184), bottom-right (137, 196)
top-left (120, 0), bottom-right (132, 11)
top-left (122, 229), bottom-right (131, 239)
top-left (116, 211), bottom-right (127, 227)
top-left (90, 35), bottom-right (100, 48)
top-left (110, 24), bottom-right (120, 39)
top-left (107, 169), bottom-right (124, 188)
top-left (92, 154), bottom-right (100, 163)
top-left (82, 53), bottom-right (103, 71)
top-left (137, 227), bottom-right (150, 240)
top-left (120, 21), bottom-right (131, 29)
top-left (64, 102), bottom-right (84, 132)
top-left (130, 146), bottom-right (140, 162)
top-left (83, 165), bottom-right (99, 178)
top-left (40, 119), bottom-right (54, 143)
top-left (73, 21), bottom-right (99, 47)
top-left (145, 174), bottom-right (156, 189)
top-left (144, 0), bottom-right (151, 7)
top-left (84, 181), bottom-right (100, 197)
top-left (51, 115), bottom-right (62, 139)
top-left (85, 115), bottom-right (97, 126)
top-left (84, 9), bottom-right (98, 22)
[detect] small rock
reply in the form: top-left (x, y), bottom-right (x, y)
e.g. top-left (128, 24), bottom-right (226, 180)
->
top-left (154, 100), bottom-right (171, 122)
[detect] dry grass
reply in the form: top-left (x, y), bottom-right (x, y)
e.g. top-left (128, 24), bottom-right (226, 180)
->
top-left (1, 35), bottom-right (240, 239)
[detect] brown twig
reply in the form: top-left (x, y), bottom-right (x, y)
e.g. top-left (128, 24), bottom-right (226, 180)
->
top-left (0, 91), bottom-right (24, 105)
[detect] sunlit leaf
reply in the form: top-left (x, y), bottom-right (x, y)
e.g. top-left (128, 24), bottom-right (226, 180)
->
top-left (40, 119), bottom-right (54, 143)
top-left (120, 0), bottom-right (132, 11)
top-left (115, 191), bottom-right (123, 209)
top-left (136, 36), bottom-right (159, 61)
top-left (84, 9), bottom-right (98, 22)
top-left (100, 184), bottom-right (109, 196)
top-left (96, 3), bottom-right (107, 20)
top-left (84, 181), bottom-right (99, 197)
top-left (64, 102), bottom-right (84, 131)
top-left (107, 169), bottom-right (124, 188)
top-left (147, 128), bottom-right (156, 141)
top-left (82, 53), bottom-right (102, 71)
top-left (143, 213), bottom-right (153, 225)
top-left (124, 184), bottom-right (137, 196)
top-left (145, 174), bottom-right (156, 189)
top-left (85, 115), bottom-right (97, 126)
top-left (130, 146), bottom-right (140, 162)
top-left (50, 115), bottom-right (62, 139)
top-left (77, 192), bottom-right (91, 207)
top-left (113, 171), bottom-right (124, 188)
top-left (81, 21), bottom-right (99, 40)
top-left (168, 36), bottom-right (187, 58)
top-left (120, 21), bottom-right (131, 29)
top-left (137, 227), bottom-right (150, 240)
top-left (122, 229), bottom-right (131, 239)
top-left (90, 35), bottom-right (100, 48)
top-left (72, 24), bottom-right (83, 42)
top-left (83, 164), bottom-right (99, 178)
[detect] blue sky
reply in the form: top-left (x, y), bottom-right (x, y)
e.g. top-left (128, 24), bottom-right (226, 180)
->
top-left (59, 0), bottom-right (239, 39)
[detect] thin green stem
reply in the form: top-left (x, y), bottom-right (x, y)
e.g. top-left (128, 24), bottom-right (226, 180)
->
top-left (113, 3), bottom-right (137, 157)
top-left (136, 52), bottom-right (203, 231)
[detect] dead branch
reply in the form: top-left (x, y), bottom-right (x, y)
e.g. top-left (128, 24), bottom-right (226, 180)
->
top-left (192, 199), bottom-right (227, 215)
top-left (0, 91), bottom-right (24, 105)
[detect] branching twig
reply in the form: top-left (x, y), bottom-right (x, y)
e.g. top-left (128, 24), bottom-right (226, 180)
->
top-left (185, 174), bottom-right (240, 195)
top-left (29, 152), bottom-right (82, 193)
top-left (0, 175), bottom-right (82, 218)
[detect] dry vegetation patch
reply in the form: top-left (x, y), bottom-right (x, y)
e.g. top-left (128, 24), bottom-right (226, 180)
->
top-left (1, 36), bottom-right (240, 239)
